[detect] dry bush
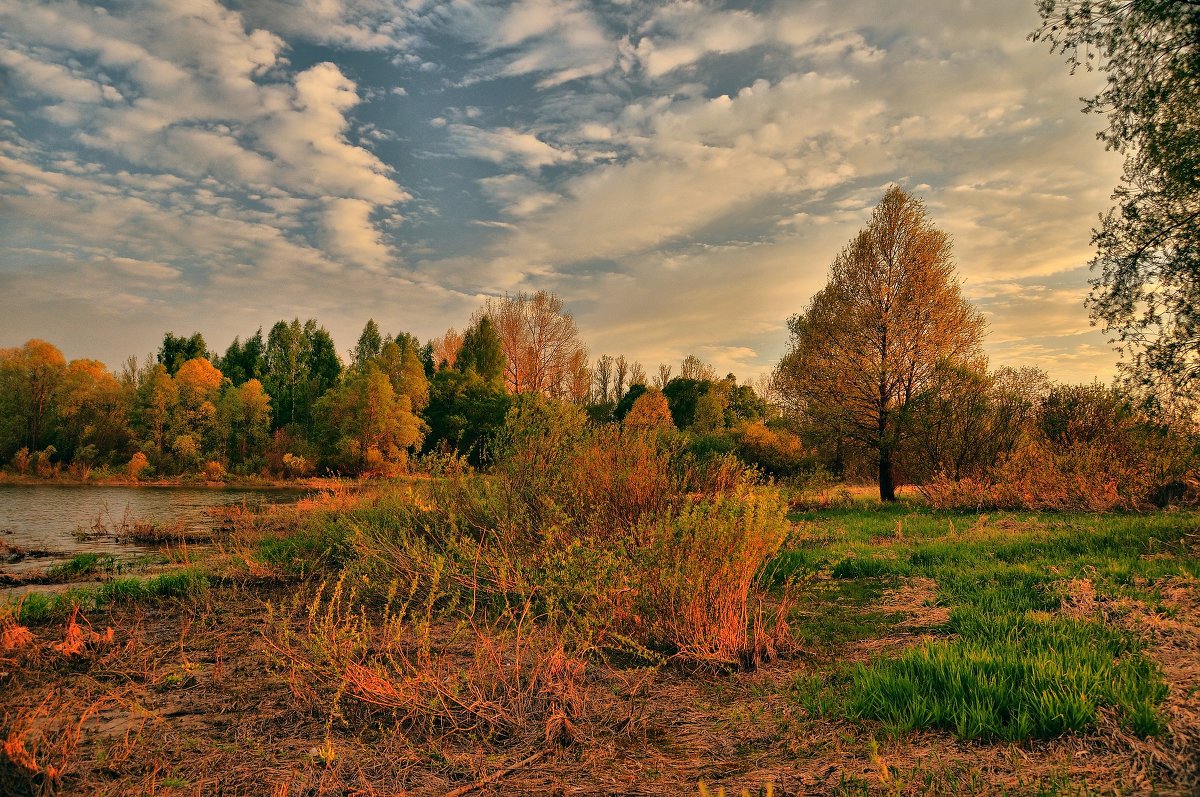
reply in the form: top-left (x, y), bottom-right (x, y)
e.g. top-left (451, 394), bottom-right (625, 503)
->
top-left (1, 616), bottom-right (35, 658)
top-left (922, 438), bottom-right (1161, 511)
top-left (354, 397), bottom-right (793, 669)
top-left (51, 609), bottom-right (113, 658)
top-left (0, 695), bottom-right (85, 797)
top-left (628, 486), bottom-right (792, 667)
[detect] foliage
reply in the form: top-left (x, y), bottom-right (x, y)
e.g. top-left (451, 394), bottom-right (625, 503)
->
top-left (621, 388), bottom-right (674, 431)
top-left (1033, 1), bottom-right (1200, 386)
top-left (775, 187), bottom-right (986, 501)
top-left (0, 339), bottom-right (67, 457)
top-left (314, 364), bottom-right (425, 475)
top-left (156, 331), bottom-right (207, 375)
top-left (481, 290), bottom-right (589, 400)
top-left (922, 382), bottom-right (1199, 510)
top-left (341, 396), bottom-right (791, 667)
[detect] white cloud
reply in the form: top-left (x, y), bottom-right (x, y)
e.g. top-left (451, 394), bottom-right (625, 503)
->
top-left (633, 3), bottom-right (769, 78)
top-left (322, 197), bottom-right (393, 270)
top-left (445, 123), bottom-right (575, 169)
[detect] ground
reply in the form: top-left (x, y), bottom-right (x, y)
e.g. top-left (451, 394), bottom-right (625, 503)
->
top-left (1, 495), bottom-right (1198, 796)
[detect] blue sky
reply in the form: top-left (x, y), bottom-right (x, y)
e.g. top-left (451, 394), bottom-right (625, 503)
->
top-left (0, 0), bottom-right (1123, 383)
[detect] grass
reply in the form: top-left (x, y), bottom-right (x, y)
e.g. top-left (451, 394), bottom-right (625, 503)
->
top-left (10, 569), bottom-right (210, 624)
top-left (772, 503), bottom-right (1194, 742)
top-left (47, 553), bottom-right (116, 580)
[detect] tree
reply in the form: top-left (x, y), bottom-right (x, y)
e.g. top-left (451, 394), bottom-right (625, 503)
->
top-left (55, 359), bottom-right (129, 464)
top-left (775, 186), bottom-right (986, 501)
top-left (1033, 2), bottom-right (1200, 385)
top-left (219, 379), bottom-right (272, 466)
top-left (133, 363), bottom-right (177, 459)
top-left (264, 320), bottom-right (310, 430)
top-left (614, 355), bottom-right (630, 399)
top-left (481, 291), bottom-right (588, 397)
top-left (376, 337), bottom-right (430, 413)
top-left (0, 340), bottom-right (67, 457)
top-left (594, 354), bottom-right (614, 403)
top-left (622, 388), bottom-right (675, 431)
top-left (157, 332), bottom-right (208, 375)
top-left (218, 329), bottom-right (265, 385)
top-left (173, 357), bottom-right (224, 457)
top-left (456, 315), bottom-right (507, 386)
top-left (263, 318), bottom-right (340, 434)
top-left (351, 319), bottom-right (384, 370)
top-left (315, 364), bottom-right (424, 473)
top-left (430, 328), bottom-right (463, 370)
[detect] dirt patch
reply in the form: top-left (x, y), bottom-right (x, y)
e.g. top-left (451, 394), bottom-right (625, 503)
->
top-left (879, 576), bottom-right (950, 630)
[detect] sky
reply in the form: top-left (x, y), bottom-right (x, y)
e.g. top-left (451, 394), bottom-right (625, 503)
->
top-left (0, 0), bottom-right (1125, 384)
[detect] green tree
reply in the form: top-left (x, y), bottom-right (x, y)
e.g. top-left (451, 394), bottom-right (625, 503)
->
top-left (351, 319), bottom-right (384, 371)
top-left (133, 363), bottom-right (177, 460)
top-left (376, 337), bottom-right (430, 413)
top-left (423, 367), bottom-right (511, 464)
top-left (456, 315), bottom-right (507, 386)
top-left (315, 365), bottom-right (424, 473)
top-left (54, 359), bottom-right (130, 464)
top-left (218, 329), bottom-right (265, 385)
top-left (264, 320), bottom-right (311, 431)
top-left (157, 332), bottom-right (208, 375)
top-left (172, 357), bottom-right (225, 460)
top-left (219, 378), bottom-right (272, 466)
top-left (775, 187), bottom-right (987, 501)
top-left (1034, 2), bottom-right (1200, 385)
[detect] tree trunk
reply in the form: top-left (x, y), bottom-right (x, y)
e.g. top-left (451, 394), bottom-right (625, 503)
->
top-left (879, 445), bottom-right (896, 502)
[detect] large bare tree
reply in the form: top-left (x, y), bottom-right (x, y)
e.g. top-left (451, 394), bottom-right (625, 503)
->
top-left (776, 187), bottom-right (986, 500)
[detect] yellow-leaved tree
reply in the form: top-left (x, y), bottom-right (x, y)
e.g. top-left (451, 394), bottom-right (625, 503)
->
top-left (775, 186), bottom-right (987, 501)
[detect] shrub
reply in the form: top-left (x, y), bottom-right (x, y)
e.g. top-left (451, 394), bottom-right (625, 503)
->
top-left (346, 397), bottom-right (792, 668)
top-left (126, 452), bottom-right (150, 481)
top-left (201, 460), bottom-right (227, 481)
top-left (10, 448), bottom-right (31, 475)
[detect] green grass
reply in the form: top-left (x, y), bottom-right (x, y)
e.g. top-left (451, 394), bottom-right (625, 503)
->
top-left (772, 505), bottom-right (1196, 741)
top-left (48, 552), bottom-right (116, 579)
top-left (9, 568), bottom-right (210, 624)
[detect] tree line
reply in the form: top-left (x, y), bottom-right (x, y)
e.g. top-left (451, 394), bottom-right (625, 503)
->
top-left (0, 292), bottom-right (777, 480)
top-left (3, 187), bottom-right (1197, 508)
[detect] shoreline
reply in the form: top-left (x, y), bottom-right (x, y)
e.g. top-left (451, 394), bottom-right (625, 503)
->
top-left (0, 474), bottom-right (358, 490)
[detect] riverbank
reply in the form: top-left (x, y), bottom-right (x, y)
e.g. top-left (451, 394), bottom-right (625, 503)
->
top-left (0, 472), bottom-right (356, 490)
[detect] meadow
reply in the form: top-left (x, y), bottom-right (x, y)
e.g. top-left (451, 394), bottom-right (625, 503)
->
top-left (2, 469), bottom-right (1197, 796)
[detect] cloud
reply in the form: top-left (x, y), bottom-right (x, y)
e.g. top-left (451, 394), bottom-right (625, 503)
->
top-left (322, 197), bottom-right (393, 270)
top-left (633, 3), bottom-right (769, 78)
top-left (234, 0), bottom-right (419, 50)
top-left (431, 0), bottom-right (618, 88)
top-left (444, 123), bottom-right (576, 169)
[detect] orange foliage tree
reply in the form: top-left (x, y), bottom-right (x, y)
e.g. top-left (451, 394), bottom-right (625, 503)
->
top-left (776, 187), bottom-right (987, 500)
top-left (481, 291), bottom-right (589, 401)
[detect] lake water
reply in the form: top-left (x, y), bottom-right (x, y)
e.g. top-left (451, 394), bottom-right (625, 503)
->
top-left (0, 485), bottom-right (306, 571)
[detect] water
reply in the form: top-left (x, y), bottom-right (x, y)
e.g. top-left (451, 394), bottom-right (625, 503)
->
top-left (0, 485), bottom-right (306, 572)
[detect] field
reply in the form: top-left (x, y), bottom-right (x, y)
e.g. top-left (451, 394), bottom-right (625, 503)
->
top-left (2, 483), bottom-right (1198, 796)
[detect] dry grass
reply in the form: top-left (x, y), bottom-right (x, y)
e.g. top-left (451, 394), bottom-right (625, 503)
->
top-left (0, 572), bottom-right (1196, 796)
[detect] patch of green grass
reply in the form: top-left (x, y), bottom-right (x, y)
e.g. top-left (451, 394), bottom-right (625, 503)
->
top-left (848, 608), bottom-right (1166, 740)
top-left (775, 507), bottom-right (1195, 742)
top-left (9, 568), bottom-right (210, 624)
top-left (790, 579), bottom-right (898, 650)
top-left (48, 552), bottom-right (116, 579)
